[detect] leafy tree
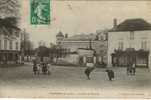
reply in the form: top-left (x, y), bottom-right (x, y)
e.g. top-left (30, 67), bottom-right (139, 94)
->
top-left (36, 46), bottom-right (50, 62)
top-left (49, 44), bottom-right (68, 63)
top-left (0, 0), bottom-right (20, 18)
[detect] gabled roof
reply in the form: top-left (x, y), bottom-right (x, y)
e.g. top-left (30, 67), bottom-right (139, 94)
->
top-left (110, 18), bottom-right (151, 32)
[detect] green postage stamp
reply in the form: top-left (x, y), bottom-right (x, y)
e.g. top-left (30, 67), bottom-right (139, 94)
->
top-left (30, 0), bottom-right (50, 25)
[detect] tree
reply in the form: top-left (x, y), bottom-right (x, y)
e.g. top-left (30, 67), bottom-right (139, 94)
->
top-left (21, 30), bottom-right (34, 61)
top-left (36, 45), bottom-right (50, 62)
top-left (0, 0), bottom-right (20, 18)
top-left (0, 0), bottom-right (20, 37)
top-left (38, 40), bottom-right (46, 47)
top-left (49, 44), bottom-right (68, 63)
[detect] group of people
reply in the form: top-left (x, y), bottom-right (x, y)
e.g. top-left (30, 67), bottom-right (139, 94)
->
top-left (32, 60), bottom-right (50, 75)
top-left (84, 65), bottom-right (115, 81)
top-left (32, 59), bottom-right (136, 80)
top-left (84, 62), bottom-right (136, 81)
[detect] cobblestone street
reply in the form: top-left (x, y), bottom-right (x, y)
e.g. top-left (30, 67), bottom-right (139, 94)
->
top-left (0, 63), bottom-right (151, 98)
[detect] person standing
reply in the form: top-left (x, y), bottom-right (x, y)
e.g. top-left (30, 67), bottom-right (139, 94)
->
top-left (46, 63), bottom-right (51, 75)
top-left (132, 63), bottom-right (136, 75)
top-left (84, 63), bottom-right (95, 80)
top-left (127, 63), bottom-right (131, 75)
top-left (105, 69), bottom-right (114, 81)
top-left (42, 62), bottom-right (47, 75)
top-left (33, 60), bottom-right (38, 75)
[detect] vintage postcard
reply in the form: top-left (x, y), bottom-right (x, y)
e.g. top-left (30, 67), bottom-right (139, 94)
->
top-left (0, 0), bottom-right (151, 98)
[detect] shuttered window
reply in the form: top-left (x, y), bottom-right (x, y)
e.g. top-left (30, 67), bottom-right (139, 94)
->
top-left (130, 31), bottom-right (134, 40)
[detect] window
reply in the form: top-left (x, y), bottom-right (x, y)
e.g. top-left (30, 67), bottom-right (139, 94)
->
top-left (130, 31), bottom-right (134, 40)
top-left (9, 41), bottom-right (13, 50)
top-left (141, 41), bottom-right (147, 50)
top-left (16, 42), bottom-right (18, 50)
top-left (4, 40), bottom-right (7, 50)
top-left (118, 42), bottom-right (124, 50)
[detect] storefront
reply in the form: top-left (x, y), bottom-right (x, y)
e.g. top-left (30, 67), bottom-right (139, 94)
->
top-left (111, 48), bottom-right (149, 67)
top-left (0, 50), bottom-right (20, 64)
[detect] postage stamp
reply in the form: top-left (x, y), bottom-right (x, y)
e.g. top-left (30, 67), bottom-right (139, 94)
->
top-left (30, 0), bottom-right (50, 25)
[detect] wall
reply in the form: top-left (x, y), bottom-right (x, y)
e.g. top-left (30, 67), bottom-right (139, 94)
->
top-left (0, 33), bottom-right (21, 51)
top-left (60, 40), bottom-right (108, 63)
top-left (57, 54), bottom-right (79, 65)
top-left (60, 41), bottom-right (90, 52)
top-left (108, 30), bottom-right (151, 68)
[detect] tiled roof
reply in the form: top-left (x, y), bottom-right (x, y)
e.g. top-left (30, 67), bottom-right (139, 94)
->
top-left (111, 18), bottom-right (151, 32)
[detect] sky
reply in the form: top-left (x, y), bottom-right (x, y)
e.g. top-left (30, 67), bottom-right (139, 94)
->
top-left (20, 0), bottom-right (151, 48)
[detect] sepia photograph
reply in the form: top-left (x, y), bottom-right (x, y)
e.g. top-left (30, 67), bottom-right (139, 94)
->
top-left (0, 0), bottom-right (151, 98)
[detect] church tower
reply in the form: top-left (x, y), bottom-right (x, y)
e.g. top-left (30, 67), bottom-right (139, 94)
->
top-left (56, 31), bottom-right (64, 45)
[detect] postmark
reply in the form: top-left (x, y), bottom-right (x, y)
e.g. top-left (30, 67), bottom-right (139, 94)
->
top-left (30, 0), bottom-right (50, 25)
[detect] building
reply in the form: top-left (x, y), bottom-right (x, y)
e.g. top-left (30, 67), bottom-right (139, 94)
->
top-left (0, 0), bottom-right (21, 64)
top-left (108, 18), bottom-right (151, 68)
top-left (56, 31), bottom-right (107, 66)
top-left (0, 20), bottom-right (21, 64)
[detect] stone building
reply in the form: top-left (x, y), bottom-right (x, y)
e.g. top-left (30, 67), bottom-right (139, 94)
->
top-left (0, 25), bottom-right (21, 64)
top-left (0, 0), bottom-right (21, 64)
top-left (56, 31), bottom-right (108, 66)
top-left (108, 18), bottom-right (151, 68)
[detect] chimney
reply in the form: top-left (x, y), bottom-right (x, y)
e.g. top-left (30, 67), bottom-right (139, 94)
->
top-left (113, 18), bottom-right (117, 28)
top-left (65, 33), bottom-right (68, 38)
